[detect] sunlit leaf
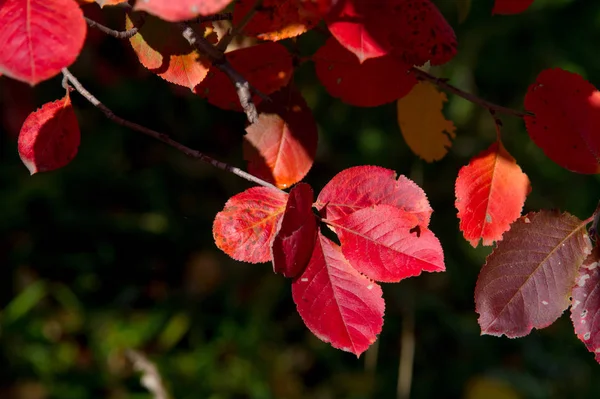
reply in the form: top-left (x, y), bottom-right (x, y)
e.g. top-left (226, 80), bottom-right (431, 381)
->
top-left (397, 81), bottom-right (456, 162)
top-left (134, 0), bottom-right (233, 22)
top-left (475, 211), bottom-right (592, 337)
top-left (455, 141), bottom-right (531, 246)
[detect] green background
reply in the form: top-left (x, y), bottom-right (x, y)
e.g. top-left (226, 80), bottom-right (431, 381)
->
top-left (2, 0), bottom-right (600, 398)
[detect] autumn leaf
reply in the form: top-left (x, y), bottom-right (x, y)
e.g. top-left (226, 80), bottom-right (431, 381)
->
top-left (571, 244), bottom-right (600, 364)
top-left (331, 205), bottom-right (445, 282)
top-left (313, 37), bottom-right (417, 107)
top-left (0, 0), bottom-right (87, 85)
top-left (234, 0), bottom-right (321, 41)
top-left (397, 81), bottom-right (456, 162)
top-left (95, 0), bottom-right (129, 6)
top-left (243, 88), bottom-right (318, 189)
top-left (493, 0), bottom-right (535, 15)
top-left (213, 187), bottom-right (288, 263)
top-left (126, 14), bottom-right (212, 90)
top-left (315, 166), bottom-right (432, 229)
top-left (18, 93), bottom-right (81, 174)
top-left (195, 42), bottom-right (293, 111)
top-left (455, 141), bottom-right (531, 247)
top-left (292, 232), bottom-right (385, 357)
top-left (134, 0), bottom-right (233, 22)
top-left (524, 68), bottom-right (600, 174)
top-left (475, 211), bottom-right (592, 338)
top-left (271, 183), bottom-right (317, 278)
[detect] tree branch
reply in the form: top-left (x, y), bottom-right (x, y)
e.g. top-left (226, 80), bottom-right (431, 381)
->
top-left (61, 68), bottom-right (282, 191)
top-left (126, 349), bottom-right (169, 399)
top-left (191, 12), bottom-right (234, 23)
top-left (411, 68), bottom-right (532, 118)
top-left (85, 16), bottom-right (142, 39)
top-left (216, 0), bottom-right (263, 52)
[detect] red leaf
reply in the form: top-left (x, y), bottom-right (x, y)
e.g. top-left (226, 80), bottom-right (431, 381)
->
top-left (272, 183), bottom-right (317, 278)
top-left (0, 0), bottom-right (87, 85)
top-left (292, 232), bottom-right (384, 356)
top-left (330, 205), bottom-right (444, 282)
top-left (315, 165), bottom-right (432, 228)
top-left (455, 141), bottom-right (531, 247)
top-left (493, 0), bottom-right (535, 15)
top-left (213, 187), bottom-right (288, 263)
top-left (475, 211), bottom-right (592, 338)
top-left (195, 42), bottom-right (293, 111)
top-left (18, 93), bottom-right (80, 174)
top-left (234, 0), bottom-right (321, 41)
top-left (134, 0), bottom-right (233, 22)
top-left (524, 68), bottom-right (600, 174)
top-left (243, 88), bottom-right (318, 189)
top-left (126, 14), bottom-right (212, 90)
top-left (313, 37), bottom-right (417, 107)
top-left (571, 245), bottom-right (600, 364)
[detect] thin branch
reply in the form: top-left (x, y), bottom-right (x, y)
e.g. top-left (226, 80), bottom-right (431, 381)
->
top-left (126, 349), bottom-right (169, 399)
top-left (191, 12), bottom-right (234, 23)
top-left (85, 16), bottom-right (142, 39)
top-left (61, 68), bottom-right (281, 191)
top-left (178, 22), bottom-right (264, 123)
top-left (216, 0), bottom-right (263, 52)
top-left (411, 68), bottom-right (532, 118)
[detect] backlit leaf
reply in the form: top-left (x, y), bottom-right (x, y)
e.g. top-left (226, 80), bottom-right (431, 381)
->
top-left (126, 14), bottom-right (212, 90)
top-left (234, 0), bottom-right (321, 41)
top-left (330, 205), bottom-right (445, 282)
top-left (475, 211), bottom-right (592, 337)
top-left (397, 81), bottom-right (456, 162)
top-left (18, 93), bottom-right (80, 174)
top-left (272, 183), bottom-right (317, 278)
top-left (134, 0), bottom-right (233, 22)
top-left (244, 88), bottom-right (318, 189)
top-left (96, 0), bottom-right (129, 6)
top-left (213, 187), bottom-right (288, 263)
top-left (571, 245), bottom-right (600, 364)
top-left (315, 166), bottom-right (432, 228)
top-left (195, 42), bottom-right (293, 111)
top-left (0, 0), bottom-right (86, 85)
top-left (455, 141), bottom-right (531, 247)
top-left (292, 232), bottom-right (384, 356)
top-left (492, 0), bottom-right (535, 15)
top-left (313, 37), bottom-right (417, 107)
top-left (524, 68), bottom-right (600, 174)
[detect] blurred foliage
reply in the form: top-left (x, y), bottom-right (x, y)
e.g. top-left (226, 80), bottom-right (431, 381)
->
top-left (2, 0), bottom-right (600, 398)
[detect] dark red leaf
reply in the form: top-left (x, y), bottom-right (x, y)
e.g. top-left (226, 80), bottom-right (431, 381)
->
top-left (475, 211), bottom-right (592, 337)
top-left (292, 232), bottom-right (384, 356)
top-left (571, 245), bottom-right (600, 364)
top-left (244, 88), bottom-right (318, 189)
top-left (455, 141), bottom-right (531, 247)
top-left (0, 0), bottom-right (87, 85)
top-left (524, 68), bottom-right (600, 174)
top-left (315, 165), bottom-right (432, 228)
top-left (18, 93), bottom-right (80, 174)
top-left (213, 187), bottom-right (288, 263)
top-left (330, 205), bottom-right (444, 282)
top-left (493, 0), bottom-right (535, 15)
top-left (272, 183), bottom-right (317, 278)
top-left (313, 37), bottom-right (417, 107)
top-left (134, 0), bottom-right (233, 22)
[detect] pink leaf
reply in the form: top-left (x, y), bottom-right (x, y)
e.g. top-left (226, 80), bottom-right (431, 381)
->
top-left (134, 0), bottom-right (233, 22)
top-left (272, 183), bottom-right (318, 278)
top-left (292, 232), bottom-right (384, 356)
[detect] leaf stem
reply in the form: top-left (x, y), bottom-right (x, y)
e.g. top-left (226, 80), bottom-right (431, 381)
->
top-left (85, 16), bottom-right (143, 39)
top-left (411, 68), bottom-right (532, 118)
top-left (61, 68), bottom-right (281, 192)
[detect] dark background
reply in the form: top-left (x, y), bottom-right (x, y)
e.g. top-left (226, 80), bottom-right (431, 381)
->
top-left (2, 0), bottom-right (600, 398)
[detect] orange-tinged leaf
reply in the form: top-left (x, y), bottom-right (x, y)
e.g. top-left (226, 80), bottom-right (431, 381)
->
top-left (95, 0), bottom-right (129, 6)
top-left (18, 93), bottom-right (81, 174)
top-left (243, 88), bottom-right (318, 189)
top-left (475, 211), bottom-right (592, 338)
top-left (524, 68), bottom-right (600, 174)
top-left (313, 37), bottom-right (417, 107)
top-left (134, 0), bottom-right (233, 22)
top-left (126, 14), bottom-right (211, 90)
top-left (493, 0), bottom-right (534, 15)
top-left (213, 187), bottom-right (288, 263)
top-left (397, 81), bottom-right (456, 162)
top-left (455, 141), bottom-right (531, 247)
top-left (234, 0), bottom-right (321, 41)
top-left (0, 0), bottom-right (87, 85)
top-left (195, 42), bottom-right (293, 111)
